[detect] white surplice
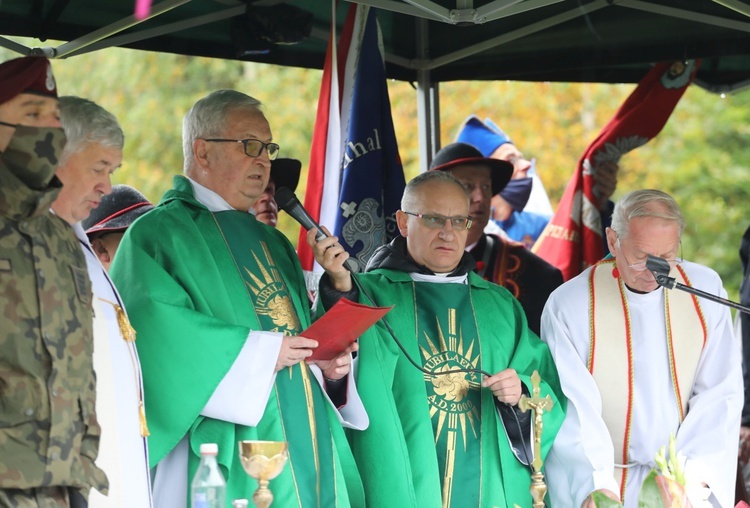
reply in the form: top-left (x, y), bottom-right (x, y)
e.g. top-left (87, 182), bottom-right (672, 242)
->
top-left (73, 223), bottom-right (152, 508)
top-left (151, 178), bottom-right (368, 508)
top-left (541, 260), bottom-right (742, 508)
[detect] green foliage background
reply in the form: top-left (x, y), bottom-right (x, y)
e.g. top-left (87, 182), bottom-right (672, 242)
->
top-left (3, 43), bottom-right (749, 300)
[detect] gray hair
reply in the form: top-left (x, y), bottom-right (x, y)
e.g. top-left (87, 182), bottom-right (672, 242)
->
top-left (59, 96), bottom-right (124, 161)
top-left (610, 189), bottom-right (685, 239)
top-left (401, 170), bottom-right (469, 211)
top-left (182, 89), bottom-right (263, 172)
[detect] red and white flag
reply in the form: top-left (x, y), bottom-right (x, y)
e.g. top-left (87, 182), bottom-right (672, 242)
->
top-left (296, 3), bottom-right (405, 289)
top-left (532, 60), bottom-right (700, 281)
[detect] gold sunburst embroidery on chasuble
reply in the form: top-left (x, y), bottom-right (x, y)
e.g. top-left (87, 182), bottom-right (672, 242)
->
top-left (414, 281), bottom-right (483, 507)
top-left (243, 242), bottom-right (301, 336)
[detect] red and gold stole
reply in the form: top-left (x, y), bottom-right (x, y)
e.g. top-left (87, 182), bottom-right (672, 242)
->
top-left (587, 259), bottom-right (706, 502)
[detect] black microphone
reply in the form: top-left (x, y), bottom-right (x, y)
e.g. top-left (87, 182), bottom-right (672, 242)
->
top-left (646, 254), bottom-right (750, 315)
top-left (646, 254), bottom-right (676, 289)
top-left (274, 186), bottom-right (358, 272)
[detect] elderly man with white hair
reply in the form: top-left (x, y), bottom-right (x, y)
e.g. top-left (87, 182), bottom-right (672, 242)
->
top-left (542, 189), bottom-right (742, 508)
top-left (52, 95), bottom-right (152, 507)
top-left (110, 89), bottom-right (368, 507)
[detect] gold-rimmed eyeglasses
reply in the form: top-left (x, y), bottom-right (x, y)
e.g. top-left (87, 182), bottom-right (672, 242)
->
top-left (402, 211), bottom-right (473, 230)
top-left (202, 138), bottom-right (280, 160)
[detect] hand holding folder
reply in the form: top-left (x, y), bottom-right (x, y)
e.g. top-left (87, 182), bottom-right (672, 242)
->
top-left (304, 298), bottom-right (392, 361)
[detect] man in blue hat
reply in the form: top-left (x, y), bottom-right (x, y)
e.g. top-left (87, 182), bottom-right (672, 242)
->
top-left (456, 115), bottom-right (618, 248)
top-left (430, 142), bottom-right (563, 335)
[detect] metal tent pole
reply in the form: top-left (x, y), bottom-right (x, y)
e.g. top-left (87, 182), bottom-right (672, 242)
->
top-left (415, 16), bottom-right (440, 172)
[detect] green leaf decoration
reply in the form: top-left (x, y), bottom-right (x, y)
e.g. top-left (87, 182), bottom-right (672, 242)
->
top-left (655, 445), bottom-right (673, 481)
top-left (638, 470), bottom-right (666, 508)
top-left (592, 491), bottom-right (624, 508)
top-left (667, 435), bottom-right (686, 487)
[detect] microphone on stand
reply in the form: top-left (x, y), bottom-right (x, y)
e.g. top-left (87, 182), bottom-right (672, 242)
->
top-left (274, 186), bottom-right (358, 273)
top-left (646, 254), bottom-right (750, 315)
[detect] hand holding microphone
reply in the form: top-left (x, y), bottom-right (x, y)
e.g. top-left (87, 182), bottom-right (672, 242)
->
top-left (274, 186), bottom-right (329, 242)
top-left (306, 227), bottom-right (353, 292)
top-left (274, 187), bottom-right (356, 290)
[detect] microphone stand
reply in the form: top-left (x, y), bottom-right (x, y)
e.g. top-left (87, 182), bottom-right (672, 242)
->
top-left (646, 255), bottom-right (750, 315)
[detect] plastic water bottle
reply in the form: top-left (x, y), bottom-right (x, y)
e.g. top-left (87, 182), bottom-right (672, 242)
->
top-left (191, 443), bottom-right (226, 508)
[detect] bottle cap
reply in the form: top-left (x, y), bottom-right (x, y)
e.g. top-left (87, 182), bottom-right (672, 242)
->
top-left (199, 443), bottom-right (219, 456)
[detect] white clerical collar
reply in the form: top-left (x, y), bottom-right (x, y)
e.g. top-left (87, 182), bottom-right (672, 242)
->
top-left (409, 272), bottom-right (468, 284)
top-left (186, 176), bottom-right (247, 212)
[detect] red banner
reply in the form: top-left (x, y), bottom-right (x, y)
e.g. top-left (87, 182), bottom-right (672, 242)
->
top-left (532, 60), bottom-right (700, 281)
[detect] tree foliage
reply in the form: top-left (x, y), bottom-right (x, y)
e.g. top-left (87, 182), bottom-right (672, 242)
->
top-left (3, 43), bottom-right (749, 300)
top-left (390, 78), bottom-right (750, 300)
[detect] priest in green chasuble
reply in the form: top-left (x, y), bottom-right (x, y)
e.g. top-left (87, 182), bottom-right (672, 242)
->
top-left (110, 90), bottom-right (367, 508)
top-left (310, 170), bottom-right (566, 508)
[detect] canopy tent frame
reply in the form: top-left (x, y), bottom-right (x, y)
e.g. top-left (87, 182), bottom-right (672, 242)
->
top-left (3, 0), bottom-right (750, 167)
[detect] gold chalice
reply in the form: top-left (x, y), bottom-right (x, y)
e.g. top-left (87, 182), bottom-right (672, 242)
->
top-left (238, 440), bottom-right (289, 508)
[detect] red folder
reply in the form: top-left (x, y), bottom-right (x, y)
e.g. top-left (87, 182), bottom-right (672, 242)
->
top-left (304, 298), bottom-right (392, 361)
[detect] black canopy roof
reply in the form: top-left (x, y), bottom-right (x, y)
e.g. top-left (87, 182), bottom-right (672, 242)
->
top-left (2, 0), bottom-right (750, 92)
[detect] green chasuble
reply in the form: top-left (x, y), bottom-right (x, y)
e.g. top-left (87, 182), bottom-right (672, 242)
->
top-left (110, 176), bottom-right (364, 507)
top-left (347, 269), bottom-right (566, 508)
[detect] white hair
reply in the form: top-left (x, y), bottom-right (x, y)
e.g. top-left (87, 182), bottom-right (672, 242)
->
top-left (611, 189), bottom-right (686, 240)
top-left (182, 89), bottom-right (263, 172)
top-left (59, 96), bottom-right (124, 162)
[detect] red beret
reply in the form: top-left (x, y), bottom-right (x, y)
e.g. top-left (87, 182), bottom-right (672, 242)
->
top-left (0, 57), bottom-right (58, 106)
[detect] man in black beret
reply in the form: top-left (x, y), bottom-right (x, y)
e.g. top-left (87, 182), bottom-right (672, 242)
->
top-left (0, 57), bottom-right (108, 507)
top-left (252, 157), bottom-right (301, 228)
top-left (83, 184), bottom-right (154, 271)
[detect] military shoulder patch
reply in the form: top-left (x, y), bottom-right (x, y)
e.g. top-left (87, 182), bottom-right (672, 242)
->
top-left (0, 258), bottom-right (10, 272)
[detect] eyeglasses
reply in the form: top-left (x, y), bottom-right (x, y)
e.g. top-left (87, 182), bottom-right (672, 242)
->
top-left (202, 138), bottom-right (280, 160)
top-left (615, 237), bottom-right (682, 272)
top-left (402, 211), bottom-right (473, 230)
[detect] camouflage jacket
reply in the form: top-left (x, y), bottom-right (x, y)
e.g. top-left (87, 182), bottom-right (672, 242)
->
top-left (0, 153), bottom-right (108, 495)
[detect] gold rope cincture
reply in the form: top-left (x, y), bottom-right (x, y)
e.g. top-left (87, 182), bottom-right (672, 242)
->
top-left (98, 297), bottom-right (150, 437)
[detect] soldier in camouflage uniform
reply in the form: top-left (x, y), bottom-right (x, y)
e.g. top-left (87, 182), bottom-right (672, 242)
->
top-left (0, 57), bottom-right (107, 507)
